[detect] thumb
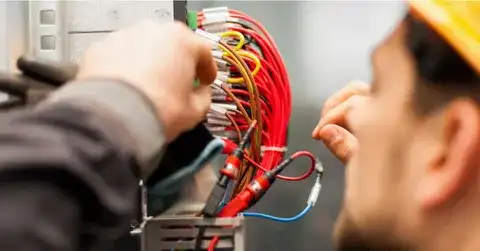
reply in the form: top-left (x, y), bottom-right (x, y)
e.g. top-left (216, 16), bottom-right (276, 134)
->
top-left (318, 124), bottom-right (358, 164)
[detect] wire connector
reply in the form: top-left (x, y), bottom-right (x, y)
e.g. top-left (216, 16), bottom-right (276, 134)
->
top-left (201, 8), bottom-right (229, 33)
top-left (203, 23), bottom-right (228, 33)
top-left (214, 58), bottom-right (228, 71)
top-left (211, 87), bottom-right (226, 96)
top-left (212, 103), bottom-right (237, 112)
top-left (315, 160), bottom-right (324, 174)
top-left (212, 93), bottom-right (227, 101)
top-left (207, 118), bottom-right (231, 127)
top-left (216, 71), bottom-right (229, 82)
top-left (210, 103), bottom-right (228, 115)
top-left (195, 29), bottom-right (220, 48)
top-left (307, 175), bottom-right (322, 207)
top-left (211, 50), bottom-right (223, 59)
top-left (203, 7), bottom-right (229, 24)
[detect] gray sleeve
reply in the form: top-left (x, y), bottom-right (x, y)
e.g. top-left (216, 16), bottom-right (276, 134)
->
top-left (46, 79), bottom-right (165, 178)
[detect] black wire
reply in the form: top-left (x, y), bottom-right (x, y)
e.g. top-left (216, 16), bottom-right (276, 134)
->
top-left (226, 20), bottom-right (254, 30)
top-left (193, 226), bottom-right (206, 251)
top-left (243, 34), bottom-right (254, 46)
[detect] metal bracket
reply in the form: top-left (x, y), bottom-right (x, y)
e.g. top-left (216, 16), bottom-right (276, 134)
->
top-left (132, 180), bottom-right (245, 251)
top-left (141, 215), bottom-right (245, 251)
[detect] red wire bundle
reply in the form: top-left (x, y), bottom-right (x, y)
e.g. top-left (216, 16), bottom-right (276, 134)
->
top-left (198, 9), bottom-right (292, 177)
top-left (197, 9), bottom-right (313, 251)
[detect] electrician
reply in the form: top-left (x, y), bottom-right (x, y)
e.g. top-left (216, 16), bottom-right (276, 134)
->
top-left (0, 21), bottom-right (216, 250)
top-left (312, 2), bottom-right (480, 251)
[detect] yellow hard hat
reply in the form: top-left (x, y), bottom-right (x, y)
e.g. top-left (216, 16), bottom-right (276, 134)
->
top-left (408, 0), bottom-right (480, 74)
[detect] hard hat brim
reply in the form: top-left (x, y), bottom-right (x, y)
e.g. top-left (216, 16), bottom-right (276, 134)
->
top-left (409, 1), bottom-right (480, 74)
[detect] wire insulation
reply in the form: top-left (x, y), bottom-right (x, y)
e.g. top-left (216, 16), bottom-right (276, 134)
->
top-left (241, 204), bottom-right (312, 223)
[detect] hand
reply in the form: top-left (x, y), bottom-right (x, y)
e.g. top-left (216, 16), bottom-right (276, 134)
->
top-left (312, 81), bottom-right (370, 163)
top-left (77, 20), bottom-right (217, 142)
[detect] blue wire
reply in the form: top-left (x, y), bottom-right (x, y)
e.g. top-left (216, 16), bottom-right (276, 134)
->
top-left (148, 137), bottom-right (224, 196)
top-left (215, 179), bottom-right (235, 213)
top-left (241, 204), bottom-right (312, 223)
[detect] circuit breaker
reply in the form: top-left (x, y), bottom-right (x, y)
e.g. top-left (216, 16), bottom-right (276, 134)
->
top-left (28, 1), bottom-right (187, 63)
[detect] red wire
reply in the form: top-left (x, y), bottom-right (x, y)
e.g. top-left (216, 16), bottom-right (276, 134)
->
top-left (208, 237), bottom-right (220, 251)
top-left (200, 10), bottom-right (296, 251)
top-left (244, 150), bottom-right (315, 181)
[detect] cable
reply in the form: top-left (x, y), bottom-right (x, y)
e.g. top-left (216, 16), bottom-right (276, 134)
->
top-left (219, 30), bottom-right (245, 51)
top-left (241, 204), bottom-right (312, 223)
top-left (196, 9), bottom-right (322, 250)
top-left (148, 138), bottom-right (224, 196)
top-left (207, 162), bottom-right (324, 251)
top-left (220, 138), bottom-right (315, 181)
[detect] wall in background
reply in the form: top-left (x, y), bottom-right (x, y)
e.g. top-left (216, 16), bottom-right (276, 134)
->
top-left (0, 1), bottom-right (28, 72)
top-left (0, 1), bottom-right (28, 101)
top-left (190, 1), bottom-right (405, 250)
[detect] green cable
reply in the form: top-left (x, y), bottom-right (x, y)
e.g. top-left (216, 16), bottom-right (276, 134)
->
top-left (187, 11), bottom-right (199, 88)
top-left (187, 11), bottom-right (198, 30)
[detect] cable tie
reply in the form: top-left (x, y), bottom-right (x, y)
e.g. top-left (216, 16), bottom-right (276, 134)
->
top-left (260, 146), bottom-right (288, 157)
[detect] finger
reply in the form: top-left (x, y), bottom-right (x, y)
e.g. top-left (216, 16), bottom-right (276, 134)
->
top-left (321, 80), bottom-right (370, 117)
top-left (189, 35), bottom-right (217, 86)
top-left (312, 95), bottom-right (368, 139)
top-left (190, 85), bottom-right (212, 123)
top-left (318, 124), bottom-right (358, 164)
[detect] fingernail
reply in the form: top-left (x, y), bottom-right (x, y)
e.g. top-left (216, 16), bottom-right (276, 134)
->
top-left (312, 126), bottom-right (319, 137)
top-left (320, 127), bottom-right (341, 144)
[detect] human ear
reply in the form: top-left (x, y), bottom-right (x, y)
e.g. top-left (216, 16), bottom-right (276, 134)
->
top-left (418, 99), bottom-right (480, 208)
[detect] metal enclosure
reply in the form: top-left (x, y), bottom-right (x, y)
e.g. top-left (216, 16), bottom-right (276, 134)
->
top-left (0, 1), bottom-right (407, 251)
top-left (141, 215), bottom-right (245, 251)
top-left (28, 1), bottom-right (178, 63)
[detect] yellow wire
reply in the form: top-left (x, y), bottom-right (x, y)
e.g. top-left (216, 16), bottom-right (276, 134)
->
top-left (226, 51), bottom-right (261, 84)
top-left (219, 31), bottom-right (245, 51)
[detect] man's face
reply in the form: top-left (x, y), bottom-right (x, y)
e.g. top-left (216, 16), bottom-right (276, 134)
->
top-left (334, 20), bottom-right (431, 251)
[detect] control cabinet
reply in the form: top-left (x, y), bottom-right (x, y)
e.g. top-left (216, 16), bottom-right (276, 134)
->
top-left (28, 1), bottom-right (186, 62)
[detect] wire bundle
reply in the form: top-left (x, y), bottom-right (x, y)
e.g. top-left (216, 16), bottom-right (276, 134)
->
top-left (196, 7), bottom-right (292, 195)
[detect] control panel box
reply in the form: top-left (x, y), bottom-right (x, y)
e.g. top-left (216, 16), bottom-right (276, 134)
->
top-left (29, 1), bottom-right (186, 63)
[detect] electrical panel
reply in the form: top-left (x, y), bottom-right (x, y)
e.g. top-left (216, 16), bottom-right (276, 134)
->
top-left (28, 1), bottom-right (186, 63)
